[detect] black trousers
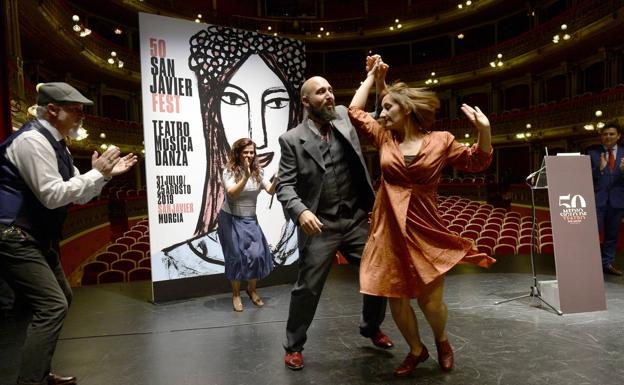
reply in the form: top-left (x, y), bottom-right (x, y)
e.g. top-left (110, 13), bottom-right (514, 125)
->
top-left (284, 209), bottom-right (387, 352)
top-left (0, 226), bottom-right (72, 385)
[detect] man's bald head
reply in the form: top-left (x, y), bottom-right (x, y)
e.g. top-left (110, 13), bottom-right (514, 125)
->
top-left (300, 76), bottom-right (336, 123)
top-left (300, 76), bottom-right (330, 100)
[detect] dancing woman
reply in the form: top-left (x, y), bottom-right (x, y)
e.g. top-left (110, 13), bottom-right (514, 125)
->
top-left (349, 56), bottom-right (495, 376)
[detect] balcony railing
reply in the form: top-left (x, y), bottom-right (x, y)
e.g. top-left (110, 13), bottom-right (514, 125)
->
top-left (327, 0), bottom-right (624, 89)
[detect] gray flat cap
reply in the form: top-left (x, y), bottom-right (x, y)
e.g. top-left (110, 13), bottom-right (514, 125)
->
top-left (36, 82), bottom-right (93, 105)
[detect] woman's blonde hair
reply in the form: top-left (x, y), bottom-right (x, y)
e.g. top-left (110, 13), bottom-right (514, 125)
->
top-left (385, 82), bottom-right (440, 130)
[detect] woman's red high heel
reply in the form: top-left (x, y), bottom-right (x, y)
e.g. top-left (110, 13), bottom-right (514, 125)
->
top-left (435, 339), bottom-right (454, 371)
top-left (394, 345), bottom-right (429, 376)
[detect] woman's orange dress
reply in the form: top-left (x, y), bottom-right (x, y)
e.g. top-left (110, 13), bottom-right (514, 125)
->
top-left (349, 107), bottom-right (496, 299)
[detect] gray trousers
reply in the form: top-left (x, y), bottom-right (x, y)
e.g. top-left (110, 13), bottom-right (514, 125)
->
top-left (284, 209), bottom-right (387, 352)
top-left (0, 226), bottom-right (72, 385)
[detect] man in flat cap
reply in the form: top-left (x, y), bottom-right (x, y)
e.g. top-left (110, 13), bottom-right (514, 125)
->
top-left (0, 82), bottom-right (137, 385)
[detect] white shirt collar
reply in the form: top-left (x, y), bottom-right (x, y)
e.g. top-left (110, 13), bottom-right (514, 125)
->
top-left (36, 118), bottom-right (64, 142)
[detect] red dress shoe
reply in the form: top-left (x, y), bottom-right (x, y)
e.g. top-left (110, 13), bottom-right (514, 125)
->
top-left (48, 373), bottom-right (77, 385)
top-left (394, 345), bottom-right (429, 377)
top-left (370, 330), bottom-right (394, 348)
top-left (284, 351), bottom-right (304, 370)
top-left (435, 339), bottom-right (454, 371)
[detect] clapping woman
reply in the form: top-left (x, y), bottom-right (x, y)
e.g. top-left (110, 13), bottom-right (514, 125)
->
top-left (218, 138), bottom-right (278, 311)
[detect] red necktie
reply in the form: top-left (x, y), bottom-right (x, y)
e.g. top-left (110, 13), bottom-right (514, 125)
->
top-left (320, 124), bottom-right (331, 142)
top-left (608, 148), bottom-right (615, 172)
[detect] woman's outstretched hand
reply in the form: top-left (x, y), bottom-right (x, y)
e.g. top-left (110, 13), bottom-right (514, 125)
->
top-left (460, 104), bottom-right (490, 133)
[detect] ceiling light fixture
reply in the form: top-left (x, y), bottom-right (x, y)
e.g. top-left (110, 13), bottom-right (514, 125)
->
top-left (71, 15), bottom-right (91, 37)
top-left (425, 72), bottom-right (438, 85)
top-left (489, 53), bottom-right (504, 68)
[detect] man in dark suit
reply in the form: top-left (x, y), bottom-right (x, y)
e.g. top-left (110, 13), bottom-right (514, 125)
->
top-left (276, 76), bottom-right (392, 370)
top-left (589, 121), bottom-right (624, 276)
top-left (0, 82), bottom-right (137, 385)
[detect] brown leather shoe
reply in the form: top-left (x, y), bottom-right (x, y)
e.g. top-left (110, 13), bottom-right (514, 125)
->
top-left (370, 330), bottom-right (394, 348)
top-left (435, 339), bottom-right (454, 371)
top-left (284, 351), bottom-right (304, 370)
top-left (48, 373), bottom-right (77, 385)
top-left (394, 345), bottom-right (429, 376)
top-left (603, 265), bottom-right (623, 276)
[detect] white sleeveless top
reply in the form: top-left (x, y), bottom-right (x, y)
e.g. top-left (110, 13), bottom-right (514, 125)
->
top-left (221, 169), bottom-right (271, 217)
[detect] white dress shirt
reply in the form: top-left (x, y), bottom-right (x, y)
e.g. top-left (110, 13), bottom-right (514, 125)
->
top-left (4, 119), bottom-right (108, 209)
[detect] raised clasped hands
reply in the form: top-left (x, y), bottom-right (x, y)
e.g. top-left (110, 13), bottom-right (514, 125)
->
top-left (365, 55), bottom-right (389, 82)
top-left (460, 103), bottom-right (491, 133)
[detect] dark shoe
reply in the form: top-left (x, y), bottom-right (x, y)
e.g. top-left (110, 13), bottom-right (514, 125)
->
top-left (603, 265), bottom-right (623, 276)
top-left (435, 339), bottom-right (454, 371)
top-left (394, 346), bottom-right (429, 376)
top-left (370, 330), bottom-right (394, 348)
top-left (246, 289), bottom-right (264, 307)
top-left (284, 351), bottom-right (304, 370)
top-left (48, 373), bottom-right (77, 385)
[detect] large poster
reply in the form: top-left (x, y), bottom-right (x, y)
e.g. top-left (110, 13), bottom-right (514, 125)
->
top-left (139, 13), bottom-right (305, 284)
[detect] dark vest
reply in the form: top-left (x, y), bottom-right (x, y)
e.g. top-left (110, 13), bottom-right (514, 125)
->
top-left (316, 125), bottom-right (363, 218)
top-left (0, 120), bottom-right (74, 248)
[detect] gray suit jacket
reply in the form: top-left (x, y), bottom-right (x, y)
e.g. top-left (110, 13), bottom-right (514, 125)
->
top-left (276, 105), bottom-right (375, 228)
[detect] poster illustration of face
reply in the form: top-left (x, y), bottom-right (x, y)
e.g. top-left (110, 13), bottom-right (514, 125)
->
top-left (139, 13), bottom-right (305, 282)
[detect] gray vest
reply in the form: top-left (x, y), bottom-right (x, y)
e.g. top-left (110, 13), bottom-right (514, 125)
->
top-left (316, 126), bottom-right (361, 218)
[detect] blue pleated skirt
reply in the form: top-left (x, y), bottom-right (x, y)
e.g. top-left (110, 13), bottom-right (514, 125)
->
top-left (217, 210), bottom-right (274, 281)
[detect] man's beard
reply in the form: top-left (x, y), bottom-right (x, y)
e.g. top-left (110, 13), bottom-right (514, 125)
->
top-left (308, 104), bottom-right (336, 123)
top-left (68, 121), bottom-right (84, 139)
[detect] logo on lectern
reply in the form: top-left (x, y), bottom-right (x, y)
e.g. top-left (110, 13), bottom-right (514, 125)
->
top-left (558, 194), bottom-right (588, 224)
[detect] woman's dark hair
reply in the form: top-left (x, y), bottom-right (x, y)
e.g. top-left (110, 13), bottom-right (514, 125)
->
top-left (226, 138), bottom-right (262, 184)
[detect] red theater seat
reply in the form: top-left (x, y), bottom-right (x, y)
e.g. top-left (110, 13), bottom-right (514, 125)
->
top-left (131, 242), bottom-right (150, 254)
top-left (116, 236), bottom-right (135, 247)
top-left (516, 243), bottom-right (535, 254)
top-left (138, 257), bottom-right (151, 268)
top-left (477, 244), bottom-right (493, 255)
top-left (476, 236), bottom-right (497, 249)
top-left (497, 236), bottom-right (517, 246)
top-left (81, 261), bottom-right (108, 285)
top-left (107, 243), bottom-right (128, 254)
top-left (111, 259), bottom-right (136, 273)
top-left (460, 230), bottom-right (479, 240)
top-left (493, 244), bottom-right (516, 256)
top-left (97, 270), bottom-right (126, 284)
top-left (539, 242), bottom-right (554, 254)
top-left (121, 250), bottom-right (144, 263)
top-left (128, 267), bottom-right (152, 282)
top-left (95, 251), bottom-right (119, 265)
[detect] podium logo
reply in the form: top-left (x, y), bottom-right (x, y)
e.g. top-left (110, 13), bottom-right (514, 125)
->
top-left (558, 194), bottom-right (588, 224)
